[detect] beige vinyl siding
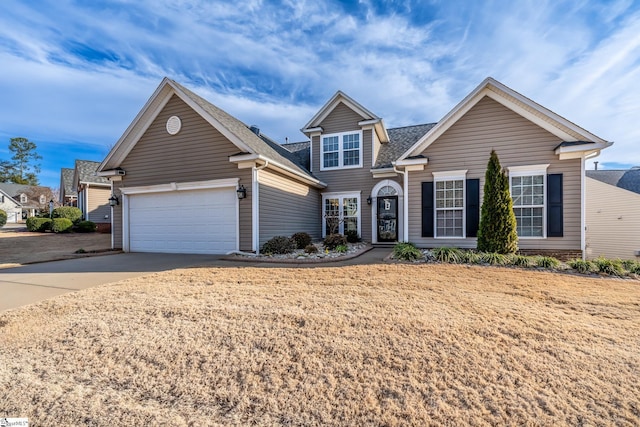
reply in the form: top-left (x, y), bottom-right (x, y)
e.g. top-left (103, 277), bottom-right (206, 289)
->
top-left (112, 180), bottom-right (123, 249)
top-left (119, 94), bottom-right (253, 251)
top-left (408, 96), bottom-right (582, 251)
top-left (310, 103), bottom-right (393, 242)
top-left (87, 186), bottom-right (111, 223)
top-left (585, 178), bottom-right (640, 260)
top-left (258, 169), bottom-right (320, 247)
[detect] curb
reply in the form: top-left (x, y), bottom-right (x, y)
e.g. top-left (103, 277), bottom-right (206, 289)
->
top-left (221, 245), bottom-right (374, 265)
top-left (0, 249), bottom-right (123, 270)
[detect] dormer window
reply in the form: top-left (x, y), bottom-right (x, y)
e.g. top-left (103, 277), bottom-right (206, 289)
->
top-left (20, 194), bottom-right (27, 203)
top-left (321, 131), bottom-right (362, 170)
top-left (39, 195), bottom-right (46, 204)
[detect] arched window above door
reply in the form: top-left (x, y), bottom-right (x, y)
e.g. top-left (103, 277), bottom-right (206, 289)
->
top-left (378, 185), bottom-right (397, 196)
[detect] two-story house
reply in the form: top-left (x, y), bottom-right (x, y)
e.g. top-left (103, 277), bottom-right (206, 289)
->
top-left (97, 77), bottom-right (611, 256)
top-left (0, 183), bottom-right (54, 221)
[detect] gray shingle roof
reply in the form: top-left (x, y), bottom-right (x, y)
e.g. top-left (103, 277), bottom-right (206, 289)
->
top-left (281, 141), bottom-right (311, 171)
top-left (0, 183), bottom-right (51, 207)
top-left (587, 168), bottom-right (640, 194)
top-left (374, 123), bottom-right (436, 168)
top-left (61, 168), bottom-right (77, 196)
top-left (0, 183), bottom-right (47, 197)
top-left (171, 80), bottom-right (314, 180)
top-left (75, 160), bottom-right (110, 185)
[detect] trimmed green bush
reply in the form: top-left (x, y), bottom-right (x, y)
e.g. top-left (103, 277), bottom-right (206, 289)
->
top-left (52, 206), bottom-right (83, 224)
top-left (567, 259), bottom-right (596, 274)
top-left (304, 244), bottom-right (318, 254)
top-left (0, 209), bottom-right (6, 227)
top-left (393, 242), bottom-right (423, 261)
top-left (51, 218), bottom-right (73, 233)
top-left (593, 257), bottom-right (625, 277)
top-left (26, 217), bottom-right (52, 232)
top-left (291, 232), bottom-right (312, 249)
top-left (335, 244), bottom-right (348, 253)
top-left (75, 220), bottom-right (97, 233)
top-left (262, 236), bottom-right (295, 255)
top-left (625, 261), bottom-right (640, 275)
top-left (621, 260), bottom-right (640, 273)
top-left (345, 230), bottom-right (359, 243)
top-left (460, 250), bottom-right (483, 264)
top-left (481, 252), bottom-right (509, 265)
top-left (477, 150), bottom-right (518, 254)
top-left (432, 247), bottom-right (463, 263)
top-left (323, 233), bottom-right (347, 250)
top-left (536, 256), bottom-right (560, 269)
top-left (511, 254), bottom-right (535, 268)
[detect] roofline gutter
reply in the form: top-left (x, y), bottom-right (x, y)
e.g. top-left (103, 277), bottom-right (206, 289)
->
top-left (229, 153), bottom-right (327, 189)
top-left (78, 181), bottom-right (111, 188)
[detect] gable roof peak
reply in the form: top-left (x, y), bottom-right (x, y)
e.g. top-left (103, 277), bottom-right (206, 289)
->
top-left (398, 76), bottom-right (612, 162)
top-left (302, 90), bottom-right (381, 132)
top-left (98, 77), bottom-right (325, 188)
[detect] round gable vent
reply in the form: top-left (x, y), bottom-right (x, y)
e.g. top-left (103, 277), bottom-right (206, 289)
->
top-left (166, 116), bottom-right (182, 135)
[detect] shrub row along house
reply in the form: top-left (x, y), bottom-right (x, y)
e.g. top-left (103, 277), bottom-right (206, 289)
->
top-left (96, 77), bottom-right (612, 257)
top-left (59, 160), bottom-right (111, 232)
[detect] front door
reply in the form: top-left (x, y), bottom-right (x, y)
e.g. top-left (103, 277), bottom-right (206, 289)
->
top-left (377, 196), bottom-right (398, 242)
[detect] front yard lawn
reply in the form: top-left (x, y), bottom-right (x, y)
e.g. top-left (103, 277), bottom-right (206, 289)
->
top-left (1, 263), bottom-right (638, 425)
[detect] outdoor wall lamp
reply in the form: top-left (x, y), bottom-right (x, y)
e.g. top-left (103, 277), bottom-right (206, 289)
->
top-left (367, 196), bottom-right (372, 205)
top-left (108, 195), bottom-right (120, 206)
top-left (237, 185), bottom-right (247, 199)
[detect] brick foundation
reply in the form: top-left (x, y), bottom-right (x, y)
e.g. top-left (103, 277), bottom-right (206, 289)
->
top-left (516, 249), bottom-right (582, 261)
top-left (96, 223), bottom-right (111, 234)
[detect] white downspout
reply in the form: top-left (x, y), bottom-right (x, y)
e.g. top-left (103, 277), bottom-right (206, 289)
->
top-left (84, 185), bottom-right (90, 221)
top-left (252, 160), bottom-right (269, 253)
top-left (393, 165), bottom-right (408, 243)
top-left (110, 180), bottom-right (114, 250)
top-left (581, 154), bottom-right (586, 260)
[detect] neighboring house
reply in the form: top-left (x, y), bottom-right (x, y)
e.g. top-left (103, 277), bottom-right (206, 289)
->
top-left (98, 77), bottom-right (611, 256)
top-left (585, 168), bottom-right (640, 260)
top-left (0, 187), bottom-right (22, 223)
top-left (72, 160), bottom-right (111, 226)
top-left (59, 167), bottom-right (78, 206)
top-left (0, 183), bottom-right (54, 220)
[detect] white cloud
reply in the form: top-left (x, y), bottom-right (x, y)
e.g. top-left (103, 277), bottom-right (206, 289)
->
top-left (1, 0), bottom-right (639, 189)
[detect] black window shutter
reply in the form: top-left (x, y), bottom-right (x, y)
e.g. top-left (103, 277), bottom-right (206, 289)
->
top-left (547, 173), bottom-right (563, 237)
top-left (466, 179), bottom-right (480, 237)
top-left (421, 182), bottom-right (434, 237)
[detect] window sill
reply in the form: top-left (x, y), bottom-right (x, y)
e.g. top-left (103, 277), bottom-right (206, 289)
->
top-left (320, 165), bottom-right (363, 172)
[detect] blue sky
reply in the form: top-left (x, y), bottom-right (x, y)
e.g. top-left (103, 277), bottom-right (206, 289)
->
top-left (0, 0), bottom-right (639, 189)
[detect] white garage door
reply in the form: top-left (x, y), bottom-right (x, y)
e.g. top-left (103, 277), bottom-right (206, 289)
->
top-left (128, 187), bottom-right (237, 254)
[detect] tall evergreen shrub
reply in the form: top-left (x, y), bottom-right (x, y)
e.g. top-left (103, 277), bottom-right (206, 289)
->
top-left (477, 150), bottom-right (518, 254)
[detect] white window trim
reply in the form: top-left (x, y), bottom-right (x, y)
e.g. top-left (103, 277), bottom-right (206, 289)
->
top-left (508, 164), bottom-right (549, 239)
top-left (321, 191), bottom-right (361, 237)
top-left (432, 170), bottom-right (467, 239)
top-left (320, 130), bottom-right (363, 171)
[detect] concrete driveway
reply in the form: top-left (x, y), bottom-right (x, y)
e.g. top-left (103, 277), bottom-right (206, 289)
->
top-left (0, 253), bottom-right (223, 312)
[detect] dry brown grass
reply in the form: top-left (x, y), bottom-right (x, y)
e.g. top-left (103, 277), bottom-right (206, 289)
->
top-left (0, 228), bottom-right (111, 267)
top-left (1, 263), bottom-right (639, 426)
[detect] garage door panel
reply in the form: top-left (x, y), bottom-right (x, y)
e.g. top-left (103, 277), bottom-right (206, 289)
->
top-left (128, 187), bottom-right (237, 254)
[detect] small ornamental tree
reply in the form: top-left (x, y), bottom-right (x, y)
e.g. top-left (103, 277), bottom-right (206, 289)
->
top-left (477, 150), bottom-right (518, 254)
